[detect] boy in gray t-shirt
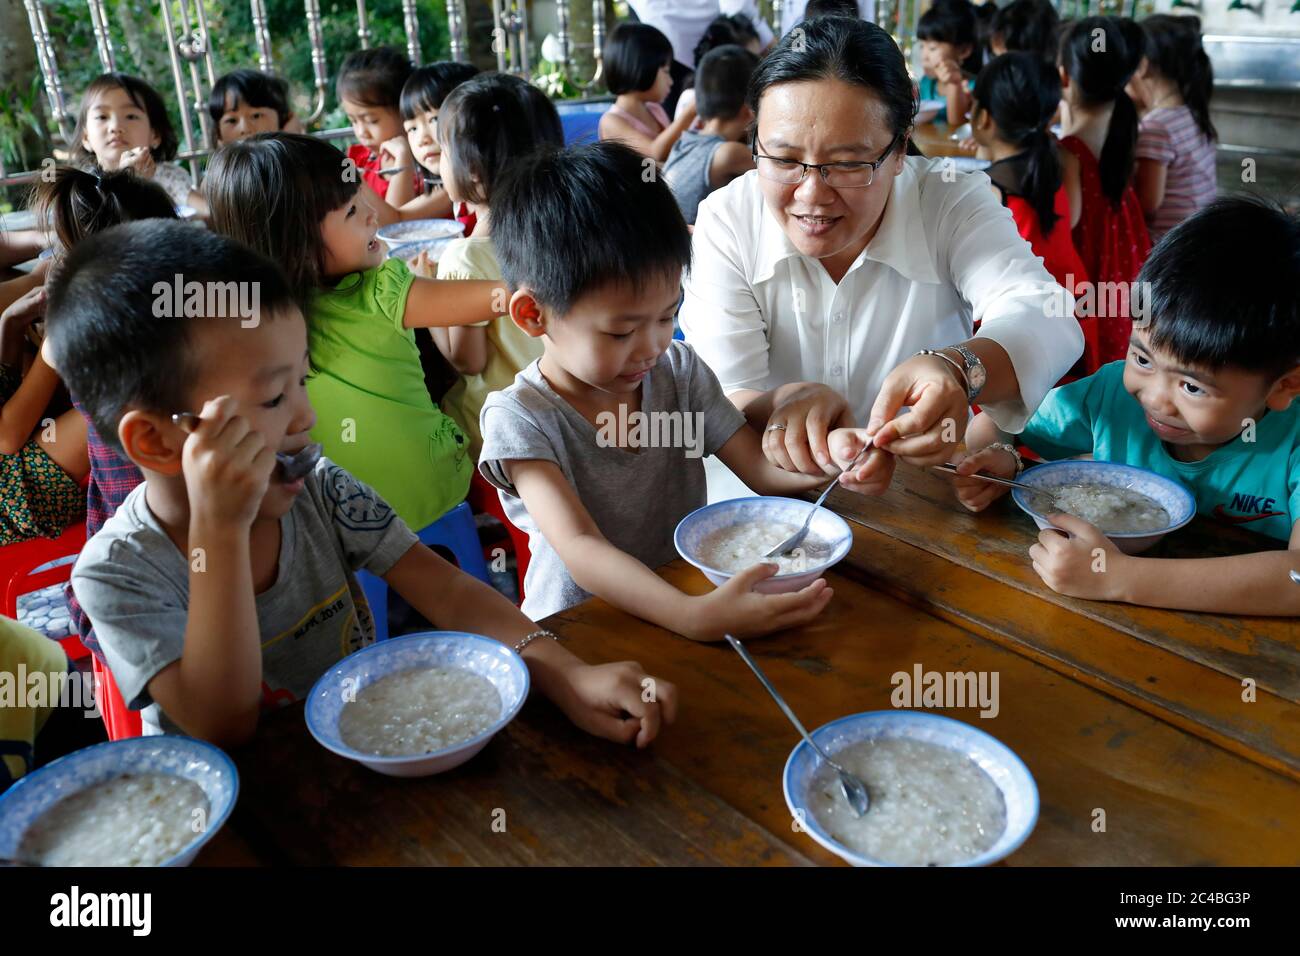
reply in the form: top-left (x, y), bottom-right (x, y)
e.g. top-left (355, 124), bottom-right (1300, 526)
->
top-left (480, 142), bottom-right (864, 642)
top-left (46, 221), bottom-right (678, 748)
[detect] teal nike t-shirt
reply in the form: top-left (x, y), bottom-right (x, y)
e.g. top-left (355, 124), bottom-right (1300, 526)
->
top-left (1017, 361), bottom-right (1300, 541)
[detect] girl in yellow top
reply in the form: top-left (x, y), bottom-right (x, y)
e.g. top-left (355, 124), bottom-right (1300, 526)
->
top-left (423, 73), bottom-right (563, 459)
top-left (205, 132), bottom-right (503, 529)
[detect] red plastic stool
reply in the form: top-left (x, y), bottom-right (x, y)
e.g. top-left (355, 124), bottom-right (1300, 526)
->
top-left (467, 471), bottom-right (530, 604)
top-left (92, 654), bottom-right (142, 740)
top-left (0, 522), bottom-right (89, 662)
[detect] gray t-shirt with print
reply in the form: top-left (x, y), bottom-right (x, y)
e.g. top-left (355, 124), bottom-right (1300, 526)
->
top-left (71, 457), bottom-right (419, 735)
top-left (478, 340), bottom-right (747, 621)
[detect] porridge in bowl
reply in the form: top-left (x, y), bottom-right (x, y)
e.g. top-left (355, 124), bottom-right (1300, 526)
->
top-left (19, 773), bottom-right (209, 866)
top-left (698, 520), bottom-right (830, 575)
top-left (339, 665), bottom-right (503, 757)
top-left (1044, 483), bottom-right (1170, 534)
top-left (810, 737), bottom-right (1007, 866)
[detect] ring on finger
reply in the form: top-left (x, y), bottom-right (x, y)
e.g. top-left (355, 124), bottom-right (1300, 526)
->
top-left (765, 423), bottom-right (787, 433)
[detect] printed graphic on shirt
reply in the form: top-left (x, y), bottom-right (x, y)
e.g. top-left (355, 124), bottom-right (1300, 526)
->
top-left (1212, 492), bottom-right (1287, 525)
top-left (321, 462), bottom-right (397, 532)
top-left (256, 583), bottom-right (368, 710)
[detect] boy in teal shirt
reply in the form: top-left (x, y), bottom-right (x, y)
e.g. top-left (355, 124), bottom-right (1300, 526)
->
top-left (947, 197), bottom-right (1300, 615)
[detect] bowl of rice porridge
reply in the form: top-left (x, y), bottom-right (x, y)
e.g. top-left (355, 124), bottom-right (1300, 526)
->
top-left (0, 736), bottom-right (238, 867)
top-left (1011, 460), bottom-right (1195, 554)
top-left (376, 217), bottom-right (464, 249)
top-left (306, 631), bottom-right (529, 777)
top-left (784, 711), bottom-right (1038, 867)
top-left (674, 497), bottom-right (853, 594)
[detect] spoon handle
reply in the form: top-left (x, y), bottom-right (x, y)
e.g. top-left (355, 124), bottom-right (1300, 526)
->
top-left (931, 463), bottom-right (1050, 498)
top-left (724, 634), bottom-right (837, 766)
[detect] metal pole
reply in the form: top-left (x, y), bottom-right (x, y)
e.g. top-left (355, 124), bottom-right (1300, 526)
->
top-left (303, 0), bottom-right (329, 123)
top-left (401, 0), bottom-right (422, 66)
top-left (250, 0), bottom-right (274, 73)
top-left (356, 0), bottom-right (371, 49)
top-left (554, 0), bottom-right (571, 72)
top-left (22, 0), bottom-right (75, 143)
top-left (446, 0), bottom-right (467, 62)
top-left (580, 0), bottom-right (606, 91)
top-left (86, 0), bottom-right (117, 72)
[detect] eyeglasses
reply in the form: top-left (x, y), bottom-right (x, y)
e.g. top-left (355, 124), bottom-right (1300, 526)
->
top-left (752, 134), bottom-right (901, 188)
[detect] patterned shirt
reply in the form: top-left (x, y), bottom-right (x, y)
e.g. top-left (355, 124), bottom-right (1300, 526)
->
top-left (1136, 105), bottom-right (1217, 244)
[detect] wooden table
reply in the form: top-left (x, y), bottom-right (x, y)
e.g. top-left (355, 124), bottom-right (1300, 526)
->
top-left (200, 467), bottom-right (1300, 866)
top-left (911, 121), bottom-right (978, 160)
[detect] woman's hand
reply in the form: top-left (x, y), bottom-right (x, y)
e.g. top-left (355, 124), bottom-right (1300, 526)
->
top-left (867, 354), bottom-right (970, 467)
top-left (762, 382), bottom-right (852, 476)
top-left (828, 427), bottom-right (895, 496)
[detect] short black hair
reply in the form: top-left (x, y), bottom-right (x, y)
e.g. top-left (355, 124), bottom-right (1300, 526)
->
top-left (72, 73), bottom-right (180, 165)
top-left (437, 73), bottom-right (563, 207)
top-left (44, 220), bottom-right (297, 453)
top-left (336, 46), bottom-right (412, 110)
top-left (492, 141), bottom-right (692, 315)
top-left (693, 13), bottom-right (762, 68)
top-left (695, 45), bottom-right (759, 120)
top-left (208, 69), bottom-right (292, 129)
top-left (205, 132), bottom-right (360, 307)
top-left (399, 61), bottom-right (481, 120)
top-left (1140, 196), bottom-right (1300, 379)
top-left (804, 0), bottom-right (860, 20)
top-left (750, 17), bottom-right (915, 151)
top-left (991, 0), bottom-right (1059, 60)
top-left (604, 23), bottom-right (674, 95)
top-left (918, 0), bottom-right (977, 47)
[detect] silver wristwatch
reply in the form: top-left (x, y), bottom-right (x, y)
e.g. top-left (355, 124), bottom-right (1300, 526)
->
top-left (917, 345), bottom-right (986, 403)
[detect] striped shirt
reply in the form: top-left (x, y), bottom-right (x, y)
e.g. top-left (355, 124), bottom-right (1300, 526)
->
top-left (1136, 105), bottom-right (1217, 243)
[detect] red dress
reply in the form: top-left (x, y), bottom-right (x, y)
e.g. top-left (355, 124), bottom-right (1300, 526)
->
top-left (1059, 135), bottom-right (1151, 372)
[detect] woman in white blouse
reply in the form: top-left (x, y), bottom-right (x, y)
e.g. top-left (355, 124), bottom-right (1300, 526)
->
top-left (680, 17), bottom-right (1083, 494)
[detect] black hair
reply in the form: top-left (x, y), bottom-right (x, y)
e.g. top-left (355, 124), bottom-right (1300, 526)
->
top-left (492, 141), bottom-right (691, 315)
top-left (804, 0), bottom-right (860, 20)
top-left (604, 22), bottom-right (674, 95)
top-left (208, 69), bottom-right (292, 129)
top-left (749, 16), bottom-right (915, 150)
top-left (437, 73), bottom-right (563, 207)
top-left (695, 45), bottom-right (759, 120)
top-left (204, 132), bottom-right (359, 306)
top-left (399, 61), bottom-right (481, 120)
top-left (991, 0), bottom-right (1060, 60)
top-left (1141, 196), bottom-right (1299, 379)
top-left (917, 0), bottom-right (981, 74)
top-left (693, 13), bottom-right (762, 68)
top-left (974, 53), bottom-right (1063, 231)
top-left (30, 166), bottom-right (178, 255)
top-left (1058, 17), bottom-right (1142, 206)
top-left (336, 46), bottom-right (412, 110)
top-left (43, 220), bottom-right (297, 453)
top-left (1140, 14), bottom-right (1216, 143)
top-left (71, 73), bottom-right (179, 164)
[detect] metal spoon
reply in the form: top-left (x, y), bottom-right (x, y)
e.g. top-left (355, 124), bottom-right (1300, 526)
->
top-left (171, 412), bottom-right (322, 482)
top-left (1290, 569), bottom-right (1300, 586)
top-left (765, 448), bottom-right (869, 559)
top-left (724, 634), bottom-right (870, 817)
top-left (931, 462), bottom-right (1063, 510)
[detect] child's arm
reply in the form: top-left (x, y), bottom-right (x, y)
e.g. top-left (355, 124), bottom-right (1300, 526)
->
top-left (146, 397), bottom-right (276, 746)
top-left (398, 188), bottom-right (455, 221)
top-left (402, 276), bottom-right (506, 331)
top-left (378, 136), bottom-right (417, 210)
top-left (935, 59), bottom-right (971, 128)
top-left (437, 325), bottom-right (488, 375)
top-left (1135, 158), bottom-right (1167, 216)
top-left (713, 422), bottom-right (836, 496)
top-left (708, 142), bottom-right (756, 190)
top-left (1029, 514), bottom-right (1300, 616)
top-left (0, 350), bottom-right (62, 456)
top-left (383, 542), bottom-right (679, 747)
top-left (601, 99), bottom-right (697, 164)
top-left (507, 458), bottom-right (834, 643)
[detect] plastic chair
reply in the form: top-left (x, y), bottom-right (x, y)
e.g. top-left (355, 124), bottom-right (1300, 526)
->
top-left (358, 501), bottom-right (492, 641)
top-left (0, 522), bottom-right (89, 663)
top-left (467, 471), bottom-right (530, 604)
top-left (92, 654), bottom-right (142, 740)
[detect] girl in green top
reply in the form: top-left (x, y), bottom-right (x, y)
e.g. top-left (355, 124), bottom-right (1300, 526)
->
top-left (205, 132), bottom-right (504, 529)
top-left (416, 73), bottom-right (562, 460)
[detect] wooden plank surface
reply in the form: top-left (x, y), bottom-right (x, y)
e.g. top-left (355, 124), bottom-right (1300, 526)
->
top-left (911, 121), bottom-right (977, 159)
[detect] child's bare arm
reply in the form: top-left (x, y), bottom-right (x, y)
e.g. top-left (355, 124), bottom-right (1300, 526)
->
top-left (0, 351), bottom-right (62, 455)
top-left (714, 423), bottom-right (833, 496)
top-left (384, 542), bottom-right (680, 747)
top-left (146, 397), bottom-right (273, 746)
top-left (443, 325), bottom-right (489, 375)
top-left (399, 189), bottom-right (455, 221)
top-left (1030, 515), bottom-right (1300, 616)
top-left (508, 458), bottom-right (834, 642)
top-left (402, 276), bottom-right (506, 330)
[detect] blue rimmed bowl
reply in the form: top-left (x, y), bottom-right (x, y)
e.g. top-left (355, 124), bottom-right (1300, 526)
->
top-left (1012, 459), bottom-right (1196, 554)
top-left (376, 217), bottom-right (463, 249)
top-left (784, 711), bottom-right (1038, 867)
top-left (306, 631), bottom-right (529, 777)
top-left (0, 735), bottom-right (238, 867)
top-left (386, 235), bottom-right (463, 264)
top-left (674, 496), bottom-right (852, 594)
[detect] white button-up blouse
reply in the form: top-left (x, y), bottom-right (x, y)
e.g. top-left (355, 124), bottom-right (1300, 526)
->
top-left (679, 157), bottom-right (1085, 434)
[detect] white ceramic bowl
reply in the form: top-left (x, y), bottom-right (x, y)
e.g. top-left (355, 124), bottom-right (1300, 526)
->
top-left (0, 736), bottom-right (239, 867)
top-left (783, 711), bottom-right (1039, 867)
top-left (674, 496), bottom-right (852, 594)
top-left (1011, 459), bottom-right (1196, 554)
top-left (305, 631), bottom-right (529, 777)
top-left (375, 217), bottom-right (464, 248)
